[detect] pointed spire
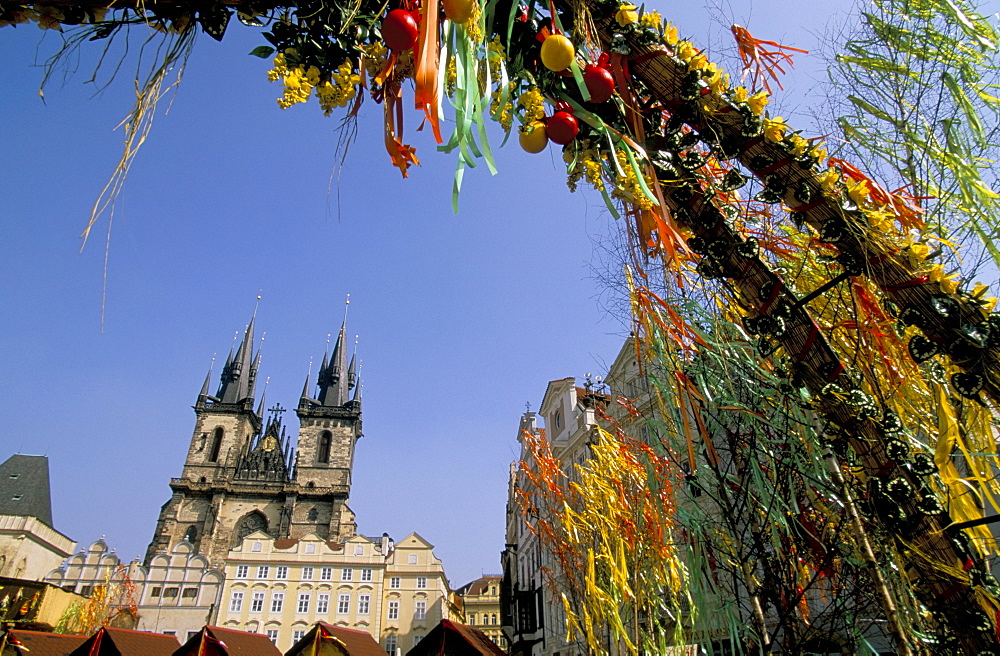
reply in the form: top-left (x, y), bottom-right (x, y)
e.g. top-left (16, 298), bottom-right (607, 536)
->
top-left (256, 385), bottom-right (267, 418)
top-left (317, 317), bottom-right (349, 406)
top-left (217, 310), bottom-right (259, 405)
top-left (199, 367), bottom-right (211, 398)
top-left (300, 373), bottom-right (311, 400)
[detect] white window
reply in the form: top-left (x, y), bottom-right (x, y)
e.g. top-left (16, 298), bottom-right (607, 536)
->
top-left (416, 576), bottom-right (427, 589)
top-left (257, 565), bottom-right (269, 579)
top-left (302, 566), bottom-right (314, 580)
top-left (338, 593), bottom-right (350, 614)
top-left (387, 600), bottom-right (399, 620)
top-left (354, 544), bottom-right (364, 555)
top-left (252, 541), bottom-right (262, 552)
top-left (271, 592), bottom-right (284, 613)
top-left (305, 543), bottom-right (316, 554)
top-left (341, 568), bottom-right (353, 581)
top-left (229, 591), bottom-right (244, 612)
top-left (413, 635), bottom-right (423, 647)
top-left (251, 591), bottom-right (265, 613)
top-left (414, 601), bottom-right (426, 621)
top-left (385, 636), bottom-right (397, 654)
top-left (320, 567), bottom-right (333, 581)
top-left (389, 577), bottom-right (400, 589)
top-left (361, 568), bottom-right (373, 582)
top-left (265, 629), bottom-right (279, 644)
top-left (317, 593), bottom-right (329, 614)
top-left (275, 566), bottom-right (288, 580)
top-left (407, 554), bottom-right (418, 564)
top-left (293, 629), bottom-right (306, 643)
top-left (297, 593), bottom-right (310, 613)
top-left (236, 565), bottom-right (249, 579)
top-left (468, 613), bottom-right (476, 624)
top-left (358, 594), bottom-right (370, 615)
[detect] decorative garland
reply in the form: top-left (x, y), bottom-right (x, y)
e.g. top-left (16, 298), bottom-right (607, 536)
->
top-left (7, 0), bottom-right (1000, 652)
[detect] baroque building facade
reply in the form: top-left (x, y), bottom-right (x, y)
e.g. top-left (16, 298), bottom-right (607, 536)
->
top-left (216, 531), bottom-right (450, 652)
top-left (453, 575), bottom-right (505, 649)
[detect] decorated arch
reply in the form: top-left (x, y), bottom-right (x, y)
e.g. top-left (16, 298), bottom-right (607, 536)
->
top-left (5, 0), bottom-right (1000, 652)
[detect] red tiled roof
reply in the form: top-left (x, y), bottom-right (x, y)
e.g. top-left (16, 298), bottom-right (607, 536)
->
top-left (4, 629), bottom-right (87, 656)
top-left (455, 575), bottom-right (501, 596)
top-left (406, 620), bottom-right (505, 656)
top-left (272, 539), bottom-right (299, 549)
top-left (178, 627), bottom-right (282, 656)
top-left (318, 624), bottom-right (387, 656)
top-left (69, 627), bottom-right (180, 656)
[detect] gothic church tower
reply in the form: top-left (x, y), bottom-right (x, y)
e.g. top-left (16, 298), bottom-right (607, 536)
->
top-left (144, 315), bottom-right (362, 567)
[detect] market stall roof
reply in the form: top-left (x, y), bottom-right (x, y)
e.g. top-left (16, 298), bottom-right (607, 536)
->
top-left (406, 620), bottom-right (506, 656)
top-left (285, 623), bottom-right (387, 656)
top-left (68, 627), bottom-right (180, 656)
top-left (172, 626), bottom-right (281, 656)
top-left (2, 629), bottom-right (87, 656)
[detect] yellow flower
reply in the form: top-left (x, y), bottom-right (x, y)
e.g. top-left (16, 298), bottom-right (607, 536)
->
top-left (675, 40), bottom-right (696, 63)
top-left (972, 282), bottom-right (998, 312)
top-left (846, 178), bottom-right (870, 206)
top-left (662, 22), bottom-right (678, 46)
top-left (865, 208), bottom-right (893, 233)
top-left (518, 86), bottom-right (546, 123)
top-left (708, 70), bottom-right (729, 95)
top-left (762, 116), bottom-right (787, 143)
top-left (639, 10), bottom-right (661, 30)
top-left (746, 91), bottom-right (769, 115)
top-left (786, 133), bottom-right (808, 157)
top-left (731, 86), bottom-right (749, 103)
top-left (688, 53), bottom-right (708, 72)
top-left (615, 3), bottom-right (638, 26)
top-left (817, 167), bottom-right (839, 194)
top-left (809, 143), bottom-right (827, 164)
top-left (927, 264), bottom-right (959, 294)
top-left (908, 242), bottom-right (930, 261)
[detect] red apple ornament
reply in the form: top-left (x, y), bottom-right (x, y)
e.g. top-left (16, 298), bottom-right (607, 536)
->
top-left (382, 9), bottom-right (419, 51)
top-left (546, 109), bottom-right (579, 145)
top-left (583, 63), bottom-right (615, 103)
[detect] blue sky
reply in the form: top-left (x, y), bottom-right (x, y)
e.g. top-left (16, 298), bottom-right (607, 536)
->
top-left (2, 0), bottom-right (855, 587)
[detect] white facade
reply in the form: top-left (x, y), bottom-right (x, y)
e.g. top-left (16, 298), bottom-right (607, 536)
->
top-left (504, 377), bottom-right (607, 656)
top-left (45, 538), bottom-right (224, 640)
top-left (0, 514), bottom-right (75, 582)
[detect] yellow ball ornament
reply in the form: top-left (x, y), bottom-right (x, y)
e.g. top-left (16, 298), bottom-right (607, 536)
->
top-left (519, 121), bottom-right (548, 153)
top-left (442, 0), bottom-right (475, 23)
top-left (540, 34), bottom-right (575, 72)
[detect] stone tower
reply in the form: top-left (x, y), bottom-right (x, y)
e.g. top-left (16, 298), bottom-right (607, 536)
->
top-left (144, 315), bottom-right (362, 567)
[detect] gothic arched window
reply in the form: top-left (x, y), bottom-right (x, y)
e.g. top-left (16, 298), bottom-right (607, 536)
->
top-left (208, 427), bottom-right (224, 463)
top-left (185, 526), bottom-right (198, 543)
top-left (317, 431), bottom-right (332, 464)
top-left (232, 511), bottom-right (268, 547)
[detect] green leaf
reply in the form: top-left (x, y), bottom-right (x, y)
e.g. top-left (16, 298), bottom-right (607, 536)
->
top-left (847, 94), bottom-right (899, 125)
top-left (248, 45), bottom-right (275, 59)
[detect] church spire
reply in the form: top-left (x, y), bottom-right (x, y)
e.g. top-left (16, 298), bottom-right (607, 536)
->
top-left (217, 314), bottom-right (257, 405)
top-left (315, 297), bottom-right (352, 407)
top-left (317, 321), bottom-right (348, 406)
